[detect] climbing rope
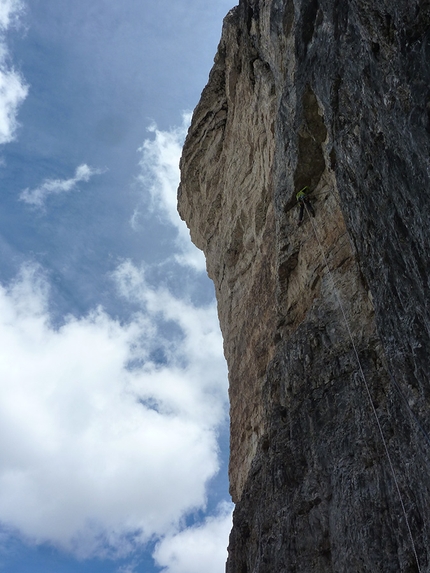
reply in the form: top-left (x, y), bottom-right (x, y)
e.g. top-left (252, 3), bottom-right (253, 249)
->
top-left (303, 202), bottom-right (422, 573)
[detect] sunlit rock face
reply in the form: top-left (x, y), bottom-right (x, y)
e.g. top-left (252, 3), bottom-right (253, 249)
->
top-left (179, 0), bottom-right (430, 571)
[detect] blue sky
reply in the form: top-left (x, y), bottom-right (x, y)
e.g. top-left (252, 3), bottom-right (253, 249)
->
top-left (0, 1), bottom-right (234, 572)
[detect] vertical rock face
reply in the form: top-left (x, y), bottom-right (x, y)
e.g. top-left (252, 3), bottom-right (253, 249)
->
top-left (179, 1), bottom-right (430, 571)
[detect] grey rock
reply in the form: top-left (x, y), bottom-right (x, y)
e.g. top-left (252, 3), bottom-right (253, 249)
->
top-left (179, 0), bottom-right (430, 571)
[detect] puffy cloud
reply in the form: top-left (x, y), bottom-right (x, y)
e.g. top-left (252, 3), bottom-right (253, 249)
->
top-left (113, 260), bottom-right (228, 425)
top-left (19, 164), bottom-right (106, 207)
top-left (137, 113), bottom-right (205, 270)
top-left (0, 64), bottom-right (27, 143)
top-left (0, 263), bottom-right (228, 558)
top-left (2, 111), bottom-right (232, 570)
top-left (153, 502), bottom-right (233, 573)
top-left (0, 0), bottom-right (27, 145)
top-left (0, 0), bottom-right (24, 30)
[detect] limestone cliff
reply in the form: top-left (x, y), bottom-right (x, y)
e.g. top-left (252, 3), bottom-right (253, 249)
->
top-left (179, 1), bottom-right (430, 571)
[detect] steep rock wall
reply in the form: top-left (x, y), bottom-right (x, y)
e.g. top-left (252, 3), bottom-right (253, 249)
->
top-left (179, 1), bottom-right (430, 571)
top-left (179, 7), bottom-right (279, 498)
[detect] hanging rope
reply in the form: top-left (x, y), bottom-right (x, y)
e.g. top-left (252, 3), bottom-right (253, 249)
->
top-left (303, 202), bottom-right (422, 573)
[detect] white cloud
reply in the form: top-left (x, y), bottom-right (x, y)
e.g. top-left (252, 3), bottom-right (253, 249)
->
top-left (117, 563), bottom-right (138, 573)
top-left (137, 113), bottom-right (206, 271)
top-left (153, 502), bottom-right (233, 573)
top-left (113, 260), bottom-right (228, 425)
top-left (19, 164), bottom-right (106, 207)
top-left (0, 64), bottom-right (27, 143)
top-left (0, 0), bottom-right (27, 145)
top-left (0, 262), bottom-right (228, 558)
top-left (0, 0), bottom-right (24, 30)
top-left (1, 114), bottom-right (232, 569)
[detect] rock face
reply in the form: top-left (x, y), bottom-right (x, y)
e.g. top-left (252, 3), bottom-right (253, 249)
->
top-left (179, 1), bottom-right (430, 571)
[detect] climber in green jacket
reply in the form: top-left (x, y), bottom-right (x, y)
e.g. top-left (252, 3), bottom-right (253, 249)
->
top-left (296, 186), bottom-right (315, 226)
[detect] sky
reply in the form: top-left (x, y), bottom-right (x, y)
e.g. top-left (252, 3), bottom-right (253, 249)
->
top-left (0, 1), bottom-right (235, 572)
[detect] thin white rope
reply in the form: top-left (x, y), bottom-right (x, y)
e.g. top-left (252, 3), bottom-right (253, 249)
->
top-left (303, 202), bottom-right (422, 573)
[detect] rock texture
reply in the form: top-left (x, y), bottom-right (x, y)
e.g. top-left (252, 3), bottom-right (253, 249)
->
top-left (179, 0), bottom-right (430, 571)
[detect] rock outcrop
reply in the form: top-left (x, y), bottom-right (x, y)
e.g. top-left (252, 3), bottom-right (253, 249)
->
top-left (179, 1), bottom-right (430, 571)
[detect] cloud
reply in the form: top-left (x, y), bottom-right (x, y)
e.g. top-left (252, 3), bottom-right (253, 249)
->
top-left (19, 164), bottom-right (106, 207)
top-left (0, 262), bottom-right (228, 558)
top-left (0, 63), bottom-right (27, 143)
top-left (0, 0), bottom-right (28, 145)
top-left (113, 261), bottom-right (228, 426)
top-left (0, 0), bottom-right (24, 30)
top-left (117, 563), bottom-right (138, 573)
top-left (153, 502), bottom-right (233, 573)
top-left (137, 113), bottom-right (206, 270)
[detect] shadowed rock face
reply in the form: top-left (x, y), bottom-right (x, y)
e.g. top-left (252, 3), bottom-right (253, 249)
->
top-left (179, 0), bottom-right (430, 571)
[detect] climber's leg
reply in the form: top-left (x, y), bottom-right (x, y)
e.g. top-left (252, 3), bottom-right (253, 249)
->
top-left (298, 202), bottom-right (305, 226)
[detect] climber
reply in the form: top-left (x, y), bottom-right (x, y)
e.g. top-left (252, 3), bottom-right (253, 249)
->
top-left (296, 186), bottom-right (315, 226)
